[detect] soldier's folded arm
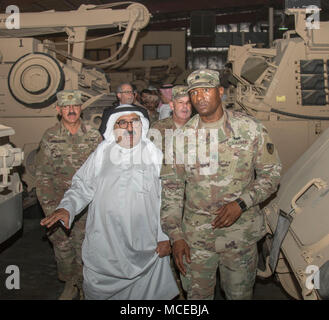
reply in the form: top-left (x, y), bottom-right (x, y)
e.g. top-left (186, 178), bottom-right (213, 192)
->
top-left (239, 124), bottom-right (282, 209)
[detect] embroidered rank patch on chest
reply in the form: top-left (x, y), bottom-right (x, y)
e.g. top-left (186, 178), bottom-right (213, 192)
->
top-left (229, 136), bottom-right (249, 146)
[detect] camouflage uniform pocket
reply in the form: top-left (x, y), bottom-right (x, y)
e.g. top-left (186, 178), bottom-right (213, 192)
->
top-left (49, 142), bottom-right (65, 160)
top-left (231, 148), bottom-right (254, 181)
top-left (214, 207), bottom-right (265, 252)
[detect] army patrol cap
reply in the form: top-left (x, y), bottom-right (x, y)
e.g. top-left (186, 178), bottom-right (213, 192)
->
top-left (172, 85), bottom-right (189, 100)
top-left (56, 90), bottom-right (83, 106)
top-left (187, 69), bottom-right (220, 92)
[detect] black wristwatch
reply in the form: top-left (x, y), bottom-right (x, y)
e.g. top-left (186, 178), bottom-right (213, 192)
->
top-left (236, 198), bottom-right (247, 213)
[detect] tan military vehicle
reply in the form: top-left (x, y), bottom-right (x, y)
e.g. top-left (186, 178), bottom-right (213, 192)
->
top-left (225, 8), bottom-right (329, 299)
top-left (0, 124), bottom-right (24, 244)
top-left (0, 2), bottom-right (150, 195)
top-left (259, 125), bottom-right (329, 300)
top-left (226, 8), bottom-right (329, 174)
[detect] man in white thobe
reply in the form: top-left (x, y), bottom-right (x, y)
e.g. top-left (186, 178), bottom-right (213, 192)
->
top-left (41, 105), bottom-right (179, 300)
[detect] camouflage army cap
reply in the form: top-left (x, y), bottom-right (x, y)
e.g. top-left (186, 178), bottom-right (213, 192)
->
top-left (172, 85), bottom-right (189, 100)
top-left (56, 90), bottom-right (83, 106)
top-left (187, 69), bottom-right (220, 92)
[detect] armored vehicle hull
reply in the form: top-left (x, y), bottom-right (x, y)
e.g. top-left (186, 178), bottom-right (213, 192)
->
top-left (260, 125), bottom-right (329, 300)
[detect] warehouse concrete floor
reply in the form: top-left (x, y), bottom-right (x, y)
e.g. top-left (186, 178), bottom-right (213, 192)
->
top-left (0, 204), bottom-right (291, 300)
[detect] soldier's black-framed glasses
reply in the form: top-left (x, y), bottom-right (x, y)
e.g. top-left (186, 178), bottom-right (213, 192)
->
top-left (115, 119), bottom-right (141, 129)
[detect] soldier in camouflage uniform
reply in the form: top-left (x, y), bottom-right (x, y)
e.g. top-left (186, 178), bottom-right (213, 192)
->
top-left (160, 69), bottom-right (282, 300)
top-left (148, 85), bottom-right (192, 153)
top-left (35, 90), bottom-right (102, 300)
top-left (147, 85), bottom-right (192, 299)
top-left (140, 89), bottom-right (160, 125)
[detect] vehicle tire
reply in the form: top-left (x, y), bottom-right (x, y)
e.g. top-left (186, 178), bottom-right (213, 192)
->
top-left (8, 52), bottom-right (65, 109)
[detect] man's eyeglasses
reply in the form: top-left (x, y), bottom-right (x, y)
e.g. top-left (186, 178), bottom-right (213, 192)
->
top-left (119, 91), bottom-right (134, 95)
top-left (115, 119), bottom-right (141, 129)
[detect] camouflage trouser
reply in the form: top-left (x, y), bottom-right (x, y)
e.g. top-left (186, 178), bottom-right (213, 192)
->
top-left (47, 209), bottom-right (87, 289)
top-left (180, 242), bottom-right (258, 300)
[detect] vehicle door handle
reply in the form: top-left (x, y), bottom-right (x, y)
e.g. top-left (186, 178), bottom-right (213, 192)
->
top-left (291, 178), bottom-right (327, 214)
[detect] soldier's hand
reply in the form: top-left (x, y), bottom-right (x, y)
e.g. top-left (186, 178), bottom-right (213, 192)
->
top-left (156, 240), bottom-right (171, 258)
top-left (172, 239), bottom-right (191, 276)
top-left (40, 208), bottom-right (70, 229)
top-left (212, 201), bottom-right (242, 229)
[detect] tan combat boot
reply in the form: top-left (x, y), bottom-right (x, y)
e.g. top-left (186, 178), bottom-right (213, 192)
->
top-left (58, 280), bottom-right (78, 300)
